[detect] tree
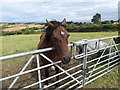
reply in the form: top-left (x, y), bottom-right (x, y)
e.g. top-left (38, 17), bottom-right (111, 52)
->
top-left (110, 20), bottom-right (114, 23)
top-left (118, 19), bottom-right (120, 23)
top-left (91, 13), bottom-right (101, 24)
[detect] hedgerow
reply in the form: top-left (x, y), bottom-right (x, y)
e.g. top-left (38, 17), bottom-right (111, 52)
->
top-left (66, 23), bottom-right (118, 32)
top-left (1, 23), bottom-right (119, 36)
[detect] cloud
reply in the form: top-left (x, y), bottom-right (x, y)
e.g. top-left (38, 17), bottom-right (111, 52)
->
top-left (1, 2), bottom-right (119, 22)
top-left (2, 0), bottom-right (119, 2)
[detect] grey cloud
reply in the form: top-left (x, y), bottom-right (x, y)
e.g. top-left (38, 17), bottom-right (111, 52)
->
top-left (1, 2), bottom-right (118, 22)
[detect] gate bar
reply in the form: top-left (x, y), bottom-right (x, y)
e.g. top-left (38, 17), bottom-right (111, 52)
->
top-left (82, 40), bottom-right (88, 86)
top-left (85, 62), bottom-right (119, 85)
top-left (40, 53), bottom-right (82, 85)
top-left (0, 47), bottom-right (54, 61)
top-left (8, 55), bottom-right (35, 89)
top-left (36, 55), bottom-right (42, 89)
top-left (87, 58), bottom-right (119, 75)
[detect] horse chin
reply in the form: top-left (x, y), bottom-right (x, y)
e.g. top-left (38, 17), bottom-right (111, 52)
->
top-left (62, 60), bottom-right (68, 64)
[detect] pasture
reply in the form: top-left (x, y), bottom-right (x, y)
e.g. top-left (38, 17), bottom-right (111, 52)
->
top-left (1, 32), bottom-right (119, 88)
top-left (2, 32), bottom-right (118, 56)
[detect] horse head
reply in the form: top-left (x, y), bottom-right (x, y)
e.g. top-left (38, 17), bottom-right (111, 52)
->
top-left (45, 19), bottom-right (71, 64)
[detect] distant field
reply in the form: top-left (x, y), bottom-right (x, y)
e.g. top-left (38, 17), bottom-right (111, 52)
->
top-left (1, 23), bottom-right (44, 31)
top-left (2, 32), bottom-right (118, 56)
top-left (1, 32), bottom-right (119, 89)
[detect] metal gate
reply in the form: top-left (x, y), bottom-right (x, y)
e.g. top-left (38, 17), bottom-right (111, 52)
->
top-left (0, 36), bottom-right (120, 89)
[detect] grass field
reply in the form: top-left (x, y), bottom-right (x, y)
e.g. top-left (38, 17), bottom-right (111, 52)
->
top-left (1, 32), bottom-right (118, 56)
top-left (1, 32), bottom-right (120, 89)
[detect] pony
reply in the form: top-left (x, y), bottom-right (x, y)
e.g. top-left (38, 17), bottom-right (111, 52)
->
top-left (37, 19), bottom-right (71, 86)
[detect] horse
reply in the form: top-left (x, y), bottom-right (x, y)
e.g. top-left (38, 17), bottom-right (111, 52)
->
top-left (37, 19), bottom-right (71, 86)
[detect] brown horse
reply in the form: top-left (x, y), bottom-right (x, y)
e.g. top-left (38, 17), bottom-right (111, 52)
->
top-left (37, 19), bottom-right (71, 86)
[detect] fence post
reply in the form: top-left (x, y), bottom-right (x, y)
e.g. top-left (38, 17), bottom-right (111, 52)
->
top-left (36, 54), bottom-right (42, 89)
top-left (73, 43), bottom-right (77, 58)
top-left (70, 42), bottom-right (73, 57)
top-left (82, 40), bottom-right (88, 86)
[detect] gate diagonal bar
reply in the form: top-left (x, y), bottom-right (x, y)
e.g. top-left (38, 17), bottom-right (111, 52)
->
top-left (8, 55), bottom-right (35, 89)
top-left (0, 36), bottom-right (120, 89)
top-left (86, 39), bottom-right (112, 82)
top-left (39, 53), bottom-right (82, 87)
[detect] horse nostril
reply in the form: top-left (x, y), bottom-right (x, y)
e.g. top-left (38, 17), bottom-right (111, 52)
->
top-left (61, 56), bottom-right (71, 64)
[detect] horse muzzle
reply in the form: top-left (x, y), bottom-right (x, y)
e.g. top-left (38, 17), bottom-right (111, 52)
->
top-left (61, 56), bottom-right (71, 64)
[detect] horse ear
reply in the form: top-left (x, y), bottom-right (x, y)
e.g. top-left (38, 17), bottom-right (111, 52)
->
top-left (61, 18), bottom-right (66, 25)
top-left (46, 19), bottom-right (54, 26)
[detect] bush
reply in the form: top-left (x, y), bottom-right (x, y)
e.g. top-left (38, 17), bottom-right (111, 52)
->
top-left (66, 23), bottom-right (118, 32)
top-left (1, 26), bottom-right (9, 29)
top-left (66, 24), bottom-right (78, 32)
top-left (113, 24), bottom-right (120, 43)
top-left (2, 31), bottom-right (23, 36)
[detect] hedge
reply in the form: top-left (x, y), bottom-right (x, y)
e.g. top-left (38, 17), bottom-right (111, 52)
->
top-left (116, 24), bottom-right (120, 43)
top-left (1, 23), bottom-right (119, 36)
top-left (66, 23), bottom-right (118, 32)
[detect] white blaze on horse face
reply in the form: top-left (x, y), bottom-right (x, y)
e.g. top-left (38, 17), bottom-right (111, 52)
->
top-left (61, 31), bottom-right (65, 36)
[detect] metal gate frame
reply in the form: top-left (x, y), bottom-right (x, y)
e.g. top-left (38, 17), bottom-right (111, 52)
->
top-left (72, 36), bottom-right (120, 88)
top-left (0, 36), bottom-right (120, 89)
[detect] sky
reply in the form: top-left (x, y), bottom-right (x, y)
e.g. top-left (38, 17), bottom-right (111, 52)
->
top-left (1, 0), bottom-right (120, 23)
top-left (118, 1), bottom-right (120, 19)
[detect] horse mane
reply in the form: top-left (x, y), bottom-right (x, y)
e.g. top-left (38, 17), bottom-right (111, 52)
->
top-left (44, 20), bottom-right (66, 43)
top-left (45, 21), bottom-right (61, 36)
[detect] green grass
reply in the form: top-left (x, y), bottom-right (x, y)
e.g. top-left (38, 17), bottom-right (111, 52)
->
top-left (84, 66), bottom-right (119, 88)
top-left (1, 32), bottom-right (118, 56)
top-left (1, 32), bottom-right (119, 88)
top-left (2, 34), bottom-right (40, 56)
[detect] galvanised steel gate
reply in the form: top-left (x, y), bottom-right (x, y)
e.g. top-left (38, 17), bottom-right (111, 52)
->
top-left (0, 36), bottom-right (120, 89)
